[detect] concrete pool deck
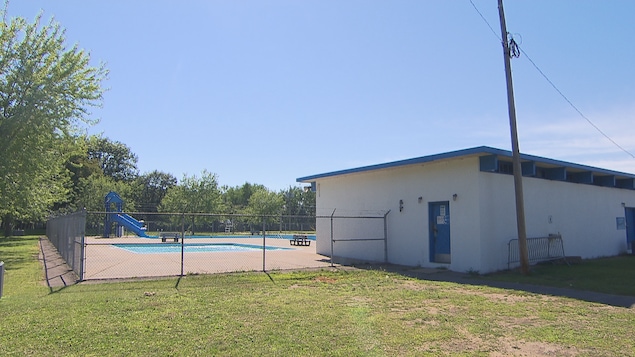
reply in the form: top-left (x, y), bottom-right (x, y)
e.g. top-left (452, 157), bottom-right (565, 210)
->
top-left (82, 235), bottom-right (333, 280)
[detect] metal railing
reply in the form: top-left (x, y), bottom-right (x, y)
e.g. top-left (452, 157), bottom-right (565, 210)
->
top-left (319, 210), bottom-right (391, 266)
top-left (508, 234), bottom-right (567, 269)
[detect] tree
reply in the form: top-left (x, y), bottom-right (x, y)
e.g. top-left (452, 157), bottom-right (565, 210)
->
top-left (0, 13), bottom-right (107, 236)
top-left (281, 186), bottom-right (316, 216)
top-left (222, 182), bottom-right (266, 214)
top-left (56, 135), bottom-right (102, 212)
top-left (87, 135), bottom-right (139, 182)
top-left (160, 170), bottom-right (223, 234)
top-left (245, 188), bottom-right (284, 231)
top-left (75, 174), bottom-right (137, 234)
top-left (134, 170), bottom-right (177, 213)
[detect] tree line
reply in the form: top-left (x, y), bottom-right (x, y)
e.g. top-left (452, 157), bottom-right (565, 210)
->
top-left (0, 11), bottom-right (314, 236)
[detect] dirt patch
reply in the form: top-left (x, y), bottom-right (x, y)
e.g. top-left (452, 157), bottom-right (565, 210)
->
top-left (442, 325), bottom-right (582, 356)
top-left (491, 338), bottom-right (582, 357)
top-left (314, 276), bottom-right (337, 283)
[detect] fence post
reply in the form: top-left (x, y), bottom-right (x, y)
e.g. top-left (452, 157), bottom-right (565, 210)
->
top-left (330, 209), bottom-right (336, 267)
top-left (262, 217), bottom-right (266, 272)
top-left (383, 210), bottom-right (391, 263)
top-left (0, 261), bottom-right (4, 299)
top-left (79, 209), bottom-right (86, 281)
top-left (79, 235), bottom-right (85, 281)
top-left (180, 213), bottom-right (185, 277)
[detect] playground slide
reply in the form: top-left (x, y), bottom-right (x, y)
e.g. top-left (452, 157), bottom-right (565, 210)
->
top-left (112, 213), bottom-right (149, 237)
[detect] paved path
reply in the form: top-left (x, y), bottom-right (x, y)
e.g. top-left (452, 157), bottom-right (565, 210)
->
top-left (38, 237), bottom-right (634, 308)
top-left (39, 237), bottom-right (78, 289)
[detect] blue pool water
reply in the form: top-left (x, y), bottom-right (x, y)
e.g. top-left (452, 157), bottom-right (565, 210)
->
top-left (113, 243), bottom-right (292, 254)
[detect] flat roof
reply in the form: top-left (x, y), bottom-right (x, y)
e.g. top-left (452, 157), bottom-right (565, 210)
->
top-left (297, 146), bottom-right (635, 183)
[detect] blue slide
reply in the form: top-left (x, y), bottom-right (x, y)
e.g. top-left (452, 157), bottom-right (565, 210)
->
top-left (112, 213), bottom-right (149, 238)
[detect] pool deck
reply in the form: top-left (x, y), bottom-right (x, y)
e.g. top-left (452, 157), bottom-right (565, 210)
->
top-left (83, 235), bottom-right (332, 280)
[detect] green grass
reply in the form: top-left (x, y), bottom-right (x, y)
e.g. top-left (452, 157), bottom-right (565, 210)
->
top-left (1, 236), bottom-right (634, 356)
top-left (484, 256), bottom-right (635, 296)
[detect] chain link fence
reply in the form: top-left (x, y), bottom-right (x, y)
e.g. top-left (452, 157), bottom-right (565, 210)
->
top-left (46, 210), bottom-right (390, 281)
top-left (46, 210), bottom-right (86, 278)
top-left (80, 212), bottom-right (326, 280)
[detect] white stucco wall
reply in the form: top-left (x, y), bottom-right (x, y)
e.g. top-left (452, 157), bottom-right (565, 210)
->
top-left (314, 156), bottom-right (485, 271)
top-left (478, 172), bottom-right (635, 273)
top-left (312, 155), bottom-right (635, 273)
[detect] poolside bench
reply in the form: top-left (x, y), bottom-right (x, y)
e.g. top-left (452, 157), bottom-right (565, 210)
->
top-left (160, 232), bottom-right (181, 242)
top-left (290, 234), bottom-right (310, 246)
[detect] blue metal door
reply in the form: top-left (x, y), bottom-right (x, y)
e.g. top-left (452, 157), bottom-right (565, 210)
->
top-left (429, 201), bottom-right (451, 263)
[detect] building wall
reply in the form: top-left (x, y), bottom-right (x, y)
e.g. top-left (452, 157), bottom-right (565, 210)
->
top-left (478, 171), bottom-right (635, 272)
top-left (314, 156), bottom-right (635, 273)
top-left (314, 156), bottom-right (484, 271)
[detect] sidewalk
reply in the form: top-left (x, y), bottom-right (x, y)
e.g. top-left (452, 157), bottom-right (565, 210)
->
top-left (39, 237), bottom-right (78, 288)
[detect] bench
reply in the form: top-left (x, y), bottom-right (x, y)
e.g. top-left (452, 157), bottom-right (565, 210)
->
top-left (290, 234), bottom-right (311, 246)
top-left (160, 232), bottom-right (181, 242)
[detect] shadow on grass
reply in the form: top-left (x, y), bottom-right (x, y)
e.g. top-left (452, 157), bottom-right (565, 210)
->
top-left (347, 262), bottom-right (635, 309)
top-left (0, 236), bottom-right (40, 272)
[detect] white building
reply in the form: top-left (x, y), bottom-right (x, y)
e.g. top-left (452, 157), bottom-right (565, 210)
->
top-left (297, 146), bottom-right (635, 273)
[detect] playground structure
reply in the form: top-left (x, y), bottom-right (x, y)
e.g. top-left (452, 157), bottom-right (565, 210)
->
top-left (103, 191), bottom-right (148, 238)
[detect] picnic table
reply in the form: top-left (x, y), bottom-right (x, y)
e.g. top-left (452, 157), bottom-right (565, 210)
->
top-left (290, 234), bottom-right (311, 246)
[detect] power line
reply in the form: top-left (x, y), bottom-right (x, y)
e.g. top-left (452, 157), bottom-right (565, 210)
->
top-left (468, 0), bottom-right (635, 159)
top-left (518, 48), bottom-right (635, 159)
top-left (468, 0), bottom-right (500, 41)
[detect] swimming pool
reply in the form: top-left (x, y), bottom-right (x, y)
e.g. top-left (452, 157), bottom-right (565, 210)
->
top-left (113, 243), bottom-right (292, 254)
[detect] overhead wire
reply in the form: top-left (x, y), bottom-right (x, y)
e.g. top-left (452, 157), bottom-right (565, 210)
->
top-left (518, 48), bottom-right (635, 159)
top-left (467, 0), bottom-right (635, 159)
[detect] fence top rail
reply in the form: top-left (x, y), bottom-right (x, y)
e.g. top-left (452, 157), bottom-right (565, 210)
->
top-left (88, 211), bottom-right (317, 219)
top-left (332, 238), bottom-right (386, 242)
top-left (508, 234), bottom-right (562, 244)
top-left (87, 211), bottom-right (387, 219)
top-left (316, 215), bottom-right (387, 219)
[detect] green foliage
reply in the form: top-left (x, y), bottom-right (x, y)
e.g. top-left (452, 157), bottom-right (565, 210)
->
top-left (160, 170), bottom-right (222, 213)
top-left (76, 175), bottom-right (137, 213)
top-left (75, 174), bottom-right (137, 229)
top-left (62, 136), bottom-right (103, 209)
top-left (245, 187), bottom-right (284, 225)
top-left (0, 13), bottom-right (106, 233)
top-left (222, 182), bottom-right (266, 214)
top-left (281, 185), bottom-right (315, 216)
top-left (86, 135), bottom-right (139, 182)
top-left (160, 170), bottom-right (223, 233)
top-left (133, 170), bottom-right (177, 213)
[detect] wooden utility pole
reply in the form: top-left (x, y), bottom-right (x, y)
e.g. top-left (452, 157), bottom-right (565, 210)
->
top-left (498, 0), bottom-right (530, 274)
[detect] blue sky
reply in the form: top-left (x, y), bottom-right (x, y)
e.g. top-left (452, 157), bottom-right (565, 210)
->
top-left (8, 1), bottom-right (635, 191)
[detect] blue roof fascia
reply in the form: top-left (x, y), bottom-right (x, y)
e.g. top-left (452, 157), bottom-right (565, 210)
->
top-left (297, 146), bottom-right (494, 182)
top-left (296, 146), bottom-right (635, 183)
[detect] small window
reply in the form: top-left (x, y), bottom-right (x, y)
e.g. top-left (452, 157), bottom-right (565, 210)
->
top-left (535, 167), bottom-right (546, 179)
top-left (498, 161), bottom-right (514, 175)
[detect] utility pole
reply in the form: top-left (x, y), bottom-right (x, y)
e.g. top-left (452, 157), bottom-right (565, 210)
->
top-left (498, 0), bottom-right (530, 274)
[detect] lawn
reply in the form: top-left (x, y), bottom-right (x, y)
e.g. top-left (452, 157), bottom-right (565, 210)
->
top-left (485, 256), bottom-right (635, 296)
top-left (1, 236), bottom-right (634, 356)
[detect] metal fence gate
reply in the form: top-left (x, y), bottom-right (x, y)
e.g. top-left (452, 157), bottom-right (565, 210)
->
top-left (317, 210), bottom-right (391, 265)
